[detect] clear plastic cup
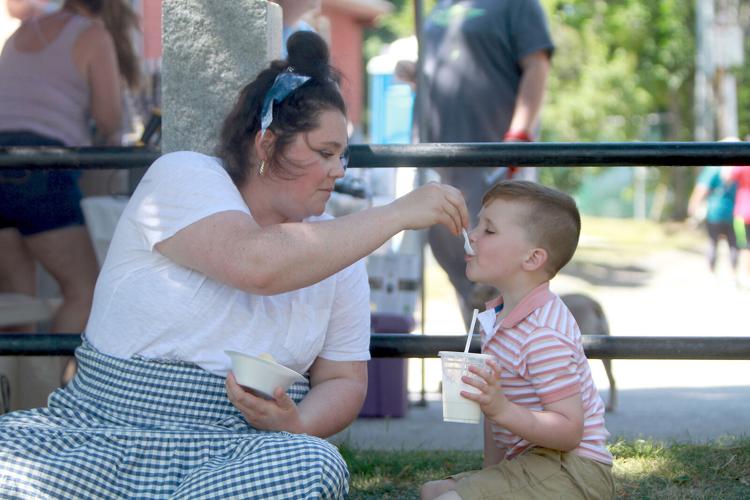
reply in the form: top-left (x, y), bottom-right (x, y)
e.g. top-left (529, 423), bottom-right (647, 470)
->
top-left (438, 351), bottom-right (492, 424)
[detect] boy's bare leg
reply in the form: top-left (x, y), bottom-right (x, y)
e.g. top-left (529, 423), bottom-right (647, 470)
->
top-left (421, 479), bottom-right (460, 500)
top-left (435, 492), bottom-right (462, 500)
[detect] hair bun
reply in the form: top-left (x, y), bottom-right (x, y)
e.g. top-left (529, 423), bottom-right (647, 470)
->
top-left (286, 31), bottom-right (330, 78)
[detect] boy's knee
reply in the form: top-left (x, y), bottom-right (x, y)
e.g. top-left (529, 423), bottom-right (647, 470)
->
top-left (421, 479), bottom-right (457, 500)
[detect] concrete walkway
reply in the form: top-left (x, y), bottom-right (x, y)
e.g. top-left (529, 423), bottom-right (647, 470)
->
top-left (331, 243), bottom-right (750, 450)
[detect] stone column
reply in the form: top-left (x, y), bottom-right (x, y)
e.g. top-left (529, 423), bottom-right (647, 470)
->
top-left (162, 0), bottom-right (282, 154)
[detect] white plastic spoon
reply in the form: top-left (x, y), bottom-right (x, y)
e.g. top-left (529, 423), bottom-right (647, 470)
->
top-left (462, 228), bottom-right (475, 256)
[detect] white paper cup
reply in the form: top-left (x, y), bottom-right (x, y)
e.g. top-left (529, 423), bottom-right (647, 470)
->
top-left (438, 351), bottom-right (492, 424)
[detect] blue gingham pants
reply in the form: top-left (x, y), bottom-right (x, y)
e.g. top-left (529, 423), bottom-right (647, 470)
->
top-left (0, 341), bottom-right (348, 498)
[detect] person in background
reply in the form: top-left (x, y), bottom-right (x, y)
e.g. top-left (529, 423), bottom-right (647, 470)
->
top-left (0, 31), bottom-right (470, 497)
top-left (722, 146), bottom-right (750, 287)
top-left (0, 1), bottom-right (53, 77)
top-left (416, 0), bottom-right (554, 327)
top-left (5, 0), bottom-right (51, 21)
top-left (0, 0), bottom-right (139, 390)
top-left (421, 181), bottom-right (614, 499)
top-left (688, 165), bottom-right (738, 280)
top-left (273, 0), bottom-right (320, 57)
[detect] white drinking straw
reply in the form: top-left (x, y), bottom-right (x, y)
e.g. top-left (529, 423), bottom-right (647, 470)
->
top-left (463, 308), bottom-right (479, 353)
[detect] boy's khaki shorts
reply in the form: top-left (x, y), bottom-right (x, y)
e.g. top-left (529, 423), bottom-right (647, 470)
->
top-left (450, 447), bottom-right (614, 500)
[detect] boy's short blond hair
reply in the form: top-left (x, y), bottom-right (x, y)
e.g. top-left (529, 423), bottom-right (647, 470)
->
top-left (482, 180), bottom-right (581, 277)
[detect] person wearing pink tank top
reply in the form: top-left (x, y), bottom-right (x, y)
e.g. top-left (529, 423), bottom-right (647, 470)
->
top-left (422, 181), bottom-right (615, 500)
top-left (0, 0), bottom-right (139, 389)
top-left (723, 159), bottom-right (750, 285)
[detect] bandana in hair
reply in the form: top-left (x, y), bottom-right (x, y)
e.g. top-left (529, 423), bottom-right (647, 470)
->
top-left (260, 68), bottom-right (311, 137)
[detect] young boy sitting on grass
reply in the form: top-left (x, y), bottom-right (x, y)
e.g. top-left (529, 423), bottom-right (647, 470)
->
top-left (421, 180), bottom-right (614, 500)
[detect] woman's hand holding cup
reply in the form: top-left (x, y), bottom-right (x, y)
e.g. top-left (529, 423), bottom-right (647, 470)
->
top-left (390, 182), bottom-right (469, 236)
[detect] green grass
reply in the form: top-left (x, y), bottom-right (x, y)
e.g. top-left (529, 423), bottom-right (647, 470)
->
top-left (341, 437), bottom-right (750, 499)
top-left (575, 216), bottom-right (704, 262)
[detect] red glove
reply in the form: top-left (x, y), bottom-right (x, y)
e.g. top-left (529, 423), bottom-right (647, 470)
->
top-left (503, 129), bottom-right (533, 142)
top-left (503, 130), bottom-right (533, 178)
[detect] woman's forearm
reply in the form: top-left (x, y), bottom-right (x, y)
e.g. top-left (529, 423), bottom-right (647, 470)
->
top-left (249, 204), bottom-right (405, 294)
top-left (250, 183), bottom-right (466, 294)
top-left (296, 377), bottom-right (367, 438)
top-left (159, 183), bottom-right (467, 295)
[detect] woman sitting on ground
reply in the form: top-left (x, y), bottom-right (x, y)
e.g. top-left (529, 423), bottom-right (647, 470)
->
top-left (0, 31), bottom-right (469, 498)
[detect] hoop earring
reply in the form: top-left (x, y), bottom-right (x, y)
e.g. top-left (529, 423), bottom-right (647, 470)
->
top-left (258, 160), bottom-right (265, 176)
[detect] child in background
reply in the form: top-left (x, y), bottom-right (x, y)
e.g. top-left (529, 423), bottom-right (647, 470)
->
top-left (688, 165), bottom-right (738, 277)
top-left (421, 180), bottom-right (614, 499)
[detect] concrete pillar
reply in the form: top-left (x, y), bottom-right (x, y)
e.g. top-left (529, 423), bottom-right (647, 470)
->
top-left (162, 0), bottom-right (282, 154)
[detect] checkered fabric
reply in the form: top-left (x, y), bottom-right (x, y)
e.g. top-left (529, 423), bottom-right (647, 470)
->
top-left (0, 341), bottom-right (348, 498)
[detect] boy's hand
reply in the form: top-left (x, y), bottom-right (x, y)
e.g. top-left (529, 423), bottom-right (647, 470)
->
top-left (460, 358), bottom-right (513, 422)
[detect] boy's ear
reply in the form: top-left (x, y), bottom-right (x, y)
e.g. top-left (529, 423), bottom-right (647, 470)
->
top-left (522, 248), bottom-right (548, 272)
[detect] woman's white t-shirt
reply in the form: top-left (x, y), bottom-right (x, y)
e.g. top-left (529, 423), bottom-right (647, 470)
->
top-left (85, 151), bottom-right (371, 376)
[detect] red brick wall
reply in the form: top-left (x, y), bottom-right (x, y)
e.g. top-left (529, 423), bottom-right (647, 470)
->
top-left (141, 0), bottom-right (162, 63)
top-left (322, 7), bottom-right (365, 131)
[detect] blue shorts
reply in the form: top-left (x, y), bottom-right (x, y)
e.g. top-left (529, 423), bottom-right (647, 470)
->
top-left (0, 131), bottom-right (85, 236)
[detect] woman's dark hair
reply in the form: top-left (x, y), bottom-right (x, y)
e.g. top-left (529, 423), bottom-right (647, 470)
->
top-left (216, 31), bottom-right (347, 186)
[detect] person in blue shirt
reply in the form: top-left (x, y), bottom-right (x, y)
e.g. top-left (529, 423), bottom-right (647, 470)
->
top-left (274, 0), bottom-right (319, 58)
top-left (688, 165), bottom-right (738, 277)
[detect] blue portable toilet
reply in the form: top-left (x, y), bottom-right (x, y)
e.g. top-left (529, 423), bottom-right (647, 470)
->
top-left (365, 37), bottom-right (416, 206)
top-left (368, 72), bottom-right (413, 145)
top-left (367, 35), bottom-right (416, 145)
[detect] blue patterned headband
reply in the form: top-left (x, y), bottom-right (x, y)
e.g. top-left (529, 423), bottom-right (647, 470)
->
top-left (260, 68), bottom-right (311, 138)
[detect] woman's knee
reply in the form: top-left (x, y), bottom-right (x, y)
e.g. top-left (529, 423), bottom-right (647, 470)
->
top-left (175, 436), bottom-right (350, 498)
top-left (312, 437), bottom-right (348, 479)
top-left (291, 436), bottom-right (349, 496)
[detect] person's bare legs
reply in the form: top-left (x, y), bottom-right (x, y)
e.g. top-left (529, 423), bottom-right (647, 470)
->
top-left (0, 229), bottom-right (50, 409)
top-left (26, 225), bottom-right (99, 384)
top-left (25, 225), bottom-right (98, 332)
top-left (421, 479), bottom-right (460, 500)
top-left (0, 228), bottom-right (37, 332)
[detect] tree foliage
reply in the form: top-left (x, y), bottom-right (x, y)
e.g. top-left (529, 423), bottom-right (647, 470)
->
top-left (364, 0), bottom-right (436, 61)
top-left (537, 0), bottom-right (698, 205)
top-left (540, 0), bottom-right (695, 143)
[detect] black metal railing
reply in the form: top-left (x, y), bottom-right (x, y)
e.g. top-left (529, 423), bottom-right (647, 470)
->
top-left (1, 334), bottom-right (749, 360)
top-left (3, 142), bottom-right (750, 169)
